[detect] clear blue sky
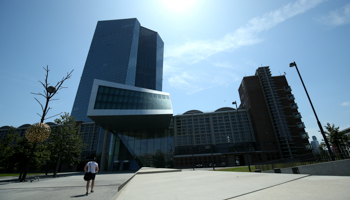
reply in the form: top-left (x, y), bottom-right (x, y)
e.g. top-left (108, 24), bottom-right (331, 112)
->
top-left (1, 0), bottom-right (349, 143)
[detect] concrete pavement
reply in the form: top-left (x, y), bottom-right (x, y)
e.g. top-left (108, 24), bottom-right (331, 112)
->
top-left (1, 168), bottom-right (349, 200)
top-left (116, 168), bottom-right (350, 200)
top-left (0, 172), bottom-right (135, 200)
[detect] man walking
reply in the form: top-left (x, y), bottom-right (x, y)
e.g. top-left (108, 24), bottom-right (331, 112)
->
top-left (84, 157), bottom-right (99, 195)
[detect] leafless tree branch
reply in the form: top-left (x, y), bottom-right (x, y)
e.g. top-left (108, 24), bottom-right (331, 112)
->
top-left (51, 69), bottom-right (74, 98)
top-left (44, 112), bottom-right (63, 121)
top-left (44, 107), bottom-right (51, 116)
top-left (31, 92), bottom-right (46, 98)
top-left (34, 97), bottom-right (44, 111)
top-left (31, 65), bottom-right (74, 123)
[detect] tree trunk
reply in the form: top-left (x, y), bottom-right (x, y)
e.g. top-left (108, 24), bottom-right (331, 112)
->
top-left (20, 143), bottom-right (37, 182)
top-left (340, 138), bottom-right (349, 158)
top-left (45, 162), bottom-right (50, 176)
top-left (336, 143), bottom-right (344, 159)
top-left (54, 153), bottom-right (61, 177)
top-left (18, 170), bottom-right (23, 180)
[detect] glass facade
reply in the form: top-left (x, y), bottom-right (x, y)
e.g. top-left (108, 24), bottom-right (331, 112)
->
top-left (94, 86), bottom-right (171, 110)
top-left (107, 127), bottom-right (174, 171)
top-left (135, 27), bottom-right (164, 91)
top-left (70, 18), bottom-right (168, 170)
top-left (80, 123), bottom-right (101, 152)
top-left (71, 18), bottom-right (164, 122)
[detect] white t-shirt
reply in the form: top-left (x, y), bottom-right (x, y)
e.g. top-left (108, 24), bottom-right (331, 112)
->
top-left (86, 161), bottom-right (98, 173)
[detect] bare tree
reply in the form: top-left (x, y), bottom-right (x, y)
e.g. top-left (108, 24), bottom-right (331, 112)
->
top-left (31, 65), bottom-right (74, 123)
top-left (20, 65), bottom-right (73, 182)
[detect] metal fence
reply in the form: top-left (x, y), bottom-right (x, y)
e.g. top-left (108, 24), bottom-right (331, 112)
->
top-left (255, 150), bottom-right (350, 171)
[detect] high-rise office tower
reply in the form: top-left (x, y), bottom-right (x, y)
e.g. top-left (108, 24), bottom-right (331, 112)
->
top-left (238, 66), bottom-right (311, 160)
top-left (310, 136), bottom-right (320, 153)
top-left (71, 18), bottom-right (164, 122)
top-left (70, 19), bottom-right (173, 171)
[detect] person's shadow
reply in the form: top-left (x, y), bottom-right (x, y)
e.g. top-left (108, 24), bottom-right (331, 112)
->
top-left (71, 194), bottom-right (88, 198)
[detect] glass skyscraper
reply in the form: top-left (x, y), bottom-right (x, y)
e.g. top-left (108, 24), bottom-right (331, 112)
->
top-left (71, 18), bottom-right (173, 171)
top-left (72, 18), bottom-right (164, 122)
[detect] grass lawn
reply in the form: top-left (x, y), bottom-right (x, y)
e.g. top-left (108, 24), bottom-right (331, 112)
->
top-left (216, 166), bottom-right (256, 172)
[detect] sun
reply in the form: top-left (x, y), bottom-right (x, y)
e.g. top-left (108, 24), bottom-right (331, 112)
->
top-left (162, 0), bottom-right (196, 12)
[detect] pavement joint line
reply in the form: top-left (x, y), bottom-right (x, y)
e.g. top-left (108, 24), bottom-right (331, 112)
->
top-left (136, 170), bottom-right (182, 175)
top-left (223, 174), bottom-right (311, 200)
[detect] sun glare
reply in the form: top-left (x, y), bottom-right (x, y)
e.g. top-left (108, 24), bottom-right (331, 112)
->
top-left (162, 0), bottom-right (196, 12)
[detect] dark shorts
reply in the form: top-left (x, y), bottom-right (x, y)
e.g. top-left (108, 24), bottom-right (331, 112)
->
top-left (90, 173), bottom-right (96, 180)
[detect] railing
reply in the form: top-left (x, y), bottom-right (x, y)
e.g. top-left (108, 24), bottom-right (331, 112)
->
top-left (255, 150), bottom-right (350, 171)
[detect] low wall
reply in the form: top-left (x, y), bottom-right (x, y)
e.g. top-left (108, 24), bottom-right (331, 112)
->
top-left (264, 159), bottom-right (350, 176)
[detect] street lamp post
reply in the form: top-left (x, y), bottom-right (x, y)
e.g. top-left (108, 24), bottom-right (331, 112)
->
top-left (232, 101), bottom-right (251, 171)
top-left (192, 147), bottom-right (195, 170)
top-left (289, 62), bottom-right (334, 161)
top-left (205, 145), bottom-right (215, 171)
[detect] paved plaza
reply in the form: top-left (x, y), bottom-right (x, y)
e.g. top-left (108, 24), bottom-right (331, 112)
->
top-left (1, 168), bottom-right (349, 200)
top-left (0, 172), bottom-right (134, 200)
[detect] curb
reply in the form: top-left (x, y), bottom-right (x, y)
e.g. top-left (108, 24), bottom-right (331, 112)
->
top-left (113, 168), bottom-right (182, 199)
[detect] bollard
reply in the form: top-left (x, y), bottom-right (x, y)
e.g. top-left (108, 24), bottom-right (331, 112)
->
top-left (274, 168), bottom-right (281, 173)
top-left (292, 167), bottom-right (299, 174)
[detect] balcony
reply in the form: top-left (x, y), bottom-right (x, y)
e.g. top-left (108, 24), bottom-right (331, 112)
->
top-left (297, 122), bottom-right (305, 129)
top-left (293, 112), bottom-right (302, 119)
top-left (290, 103), bottom-right (298, 109)
top-left (304, 143), bottom-right (312, 150)
top-left (300, 132), bottom-right (309, 139)
top-left (284, 86), bottom-right (292, 92)
top-left (287, 94), bottom-right (295, 101)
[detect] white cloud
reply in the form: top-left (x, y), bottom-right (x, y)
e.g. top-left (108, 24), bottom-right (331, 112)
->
top-left (213, 62), bottom-right (234, 69)
top-left (341, 101), bottom-right (350, 106)
top-left (166, 0), bottom-right (325, 62)
top-left (168, 70), bottom-right (240, 95)
top-left (165, 0), bottom-right (326, 94)
top-left (319, 3), bottom-right (350, 26)
top-left (168, 71), bottom-right (205, 94)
